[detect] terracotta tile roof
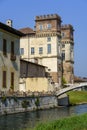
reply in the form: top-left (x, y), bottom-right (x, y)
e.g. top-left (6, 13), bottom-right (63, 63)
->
top-left (74, 76), bottom-right (87, 82)
top-left (20, 59), bottom-right (46, 68)
top-left (19, 27), bottom-right (35, 35)
top-left (0, 22), bottom-right (24, 36)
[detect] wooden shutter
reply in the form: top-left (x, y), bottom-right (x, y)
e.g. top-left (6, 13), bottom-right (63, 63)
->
top-left (3, 71), bottom-right (6, 88)
top-left (11, 72), bottom-right (14, 89)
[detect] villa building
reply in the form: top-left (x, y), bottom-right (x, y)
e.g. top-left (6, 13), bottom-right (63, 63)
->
top-left (19, 14), bottom-right (74, 88)
top-left (0, 20), bottom-right (23, 91)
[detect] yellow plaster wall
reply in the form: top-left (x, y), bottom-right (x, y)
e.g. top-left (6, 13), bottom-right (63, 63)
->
top-left (26, 78), bottom-right (50, 92)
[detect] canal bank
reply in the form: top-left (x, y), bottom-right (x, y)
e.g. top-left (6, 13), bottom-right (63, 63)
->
top-left (0, 104), bottom-right (87, 130)
top-left (1, 90), bottom-right (87, 116)
top-left (0, 91), bottom-right (70, 116)
top-left (0, 94), bottom-right (57, 115)
top-left (0, 91), bottom-right (87, 130)
top-left (31, 112), bottom-right (87, 130)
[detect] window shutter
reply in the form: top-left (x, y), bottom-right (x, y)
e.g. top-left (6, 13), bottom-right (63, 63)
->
top-left (3, 71), bottom-right (6, 88)
top-left (11, 72), bottom-right (14, 88)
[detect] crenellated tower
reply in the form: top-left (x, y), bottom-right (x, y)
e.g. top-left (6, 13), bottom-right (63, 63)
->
top-left (61, 24), bottom-right (74, 83)
top-left (20, 14), bottom-right (75, 88)
top-left (35, 14), bottom-right (61, 33)
top-left (33, 14), bottom-right (62, 86)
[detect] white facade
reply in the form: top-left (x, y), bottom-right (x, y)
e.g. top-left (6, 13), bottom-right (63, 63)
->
top-left (20, 34), bottom-right (62, 85)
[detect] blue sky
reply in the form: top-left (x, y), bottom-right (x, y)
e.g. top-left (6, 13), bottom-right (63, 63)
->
top-left (0, 0), bottom-right (87, 77)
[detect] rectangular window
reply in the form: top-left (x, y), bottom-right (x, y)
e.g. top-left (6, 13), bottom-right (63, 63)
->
top-left (47, 24), bottom-right (51, 29)
top-left (58, 44), bottom-right (61, 56)
top-left (39, 47), bottom-right (43, 54)
top-left (2, 71), bottom-right (6, 88)
top-left (47, 44), bottom-right (51, 54)
top-left (3, 39), bottom-right (7, 56)
top-left (31, 47), bottom-right (35, 55)
top-left (39, 25), bottom-right (43, 31)
top-left (61, 32), bottom-right (65, 38)
top-left (47, 37), bottom-right (51, 42)
top-left (10, 41), bottom-right (16, 61)
top-left (62, 44), bottom-right (65, 48)
top-left (11, 72), bottom-right (14, 89)
top-left (20, 48), bottom-right (24, 55)
top-left (62, 50), bottom-right (65, 60)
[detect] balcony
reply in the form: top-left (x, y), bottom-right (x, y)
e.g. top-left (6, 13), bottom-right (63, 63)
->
top-left (10, 54), bottom-right (16, 61)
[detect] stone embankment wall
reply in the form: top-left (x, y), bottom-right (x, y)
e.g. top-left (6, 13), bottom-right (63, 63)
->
top-left (0, 93), bottom-right (58, 115)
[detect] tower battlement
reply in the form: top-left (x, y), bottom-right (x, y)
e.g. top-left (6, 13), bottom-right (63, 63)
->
top-left (61, 24), bottom-right (74, 31)
top-left (35, 14), bottom-right (61, 21)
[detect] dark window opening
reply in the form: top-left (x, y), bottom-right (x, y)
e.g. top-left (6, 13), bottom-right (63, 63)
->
top-left (2, 71), bottom-right (6, 88)
top-left (11, 72), bottom-right (14, 90)
top-left (10, 41), bottom-right (16, 61)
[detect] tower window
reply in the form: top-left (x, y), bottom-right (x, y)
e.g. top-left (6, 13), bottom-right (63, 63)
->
top-left (62, 44), bottom-right (65, 48)
top-left (47, 44), bottom-right (51, 54)
top-left (47, 37), bottom-right (51, 42)
top-left (61, 32), bottom-right (65, 38)
top-left (62, 50), bottom-right (65, 60)
top-left (31, 47), bottom-right (35, 55)
top-left (47, 24), bottom-right (51, 29)
top-left (39, 47), bottom-right (43, 54)
top-left (39, 25), bottom-right (43, 30)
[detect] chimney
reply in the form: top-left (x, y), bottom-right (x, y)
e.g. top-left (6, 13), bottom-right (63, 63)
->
top-left (6, 19), bottom-right (13, 27)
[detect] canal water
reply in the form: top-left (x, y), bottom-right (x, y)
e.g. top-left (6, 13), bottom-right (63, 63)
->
top-left (0, 104), bottom-right (87, 130)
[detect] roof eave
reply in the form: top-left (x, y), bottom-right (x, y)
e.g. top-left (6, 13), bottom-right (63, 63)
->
top-left (0, 22), bottom-right (24, 37)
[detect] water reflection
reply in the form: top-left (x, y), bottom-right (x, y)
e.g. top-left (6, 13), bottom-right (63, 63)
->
top-left (0, 104), bottom-right (87, 130)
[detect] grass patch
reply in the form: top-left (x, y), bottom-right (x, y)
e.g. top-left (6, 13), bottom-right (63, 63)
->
top-left (28, 113), bottom-right (87, 130)
top-left (67, 91), bottom-right (87, 105)
top-left (21, 91), bottom-right (87, 130)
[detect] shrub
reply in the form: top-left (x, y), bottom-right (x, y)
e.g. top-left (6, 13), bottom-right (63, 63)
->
top-left (13, 96), bottom-right (18, 102)
top-left (1, 95), bottom-right (7, 103)
top-left (62, 77), bottom-right (67, 87)
top-left (35, 97), bottom-right (40, 109)
top-left (21, 100), bottom-right (29, 109)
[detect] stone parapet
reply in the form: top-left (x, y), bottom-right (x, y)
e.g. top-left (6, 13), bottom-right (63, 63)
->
top-left (0, 94), bottom-right (57, 116)
top-left (61, 24), bottom-right (74, 31)
top-left (35, 14), bottom-right (61, 21)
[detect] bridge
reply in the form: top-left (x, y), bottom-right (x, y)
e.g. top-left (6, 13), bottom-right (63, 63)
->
top-left (56, 82), bottom-right (87, 97)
